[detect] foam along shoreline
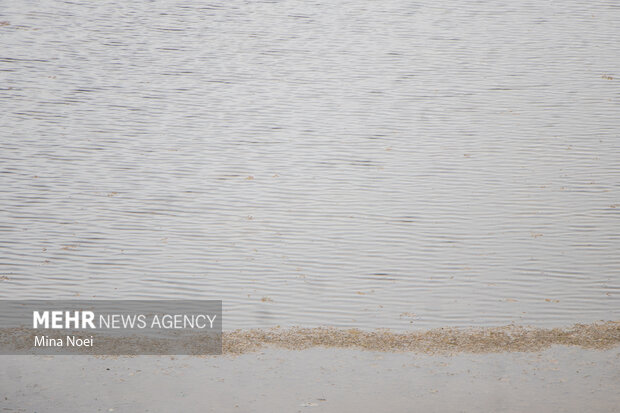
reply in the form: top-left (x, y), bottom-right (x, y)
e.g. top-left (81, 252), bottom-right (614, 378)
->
top-left (223, 321), bottom-right (620, 354)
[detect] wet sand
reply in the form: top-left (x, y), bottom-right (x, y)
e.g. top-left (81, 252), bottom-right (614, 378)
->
top-left (1, 323), bottom-right (619, 411)
top-left (2, 345), bottom-right (619, 412)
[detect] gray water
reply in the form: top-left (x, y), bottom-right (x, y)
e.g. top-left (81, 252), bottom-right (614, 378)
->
top-left (1, 0), bottom-right (619, 330)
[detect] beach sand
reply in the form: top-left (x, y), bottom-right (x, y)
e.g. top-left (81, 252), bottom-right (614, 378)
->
top-left (1, 340), bottom-right (619, 412)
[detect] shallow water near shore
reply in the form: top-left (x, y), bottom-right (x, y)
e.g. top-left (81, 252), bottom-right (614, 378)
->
top-left (1, 0), bottom-right (619, 331)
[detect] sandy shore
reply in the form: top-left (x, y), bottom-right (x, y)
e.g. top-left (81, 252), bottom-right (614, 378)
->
top-left (1, 345), bottom-right (619, 412)
top-left (1, 322), bottom-right (619, 411)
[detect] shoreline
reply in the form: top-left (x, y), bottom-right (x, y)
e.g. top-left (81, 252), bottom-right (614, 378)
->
top-left (3, 346), bottom-right (619, 412)
top-left (224, 321), bottom-right (620, 354)
top-left (1, 321), bottom-right (618, 356)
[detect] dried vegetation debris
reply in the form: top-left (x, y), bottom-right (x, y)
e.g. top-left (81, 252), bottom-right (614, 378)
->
top-left (223, 321), bottom-right (620, 355)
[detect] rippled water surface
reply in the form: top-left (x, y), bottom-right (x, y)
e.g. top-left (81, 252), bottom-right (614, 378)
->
top-left (1, 0), bottom-right (619, 330)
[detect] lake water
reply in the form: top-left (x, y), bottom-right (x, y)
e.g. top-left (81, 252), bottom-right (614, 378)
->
top-left (1, 0), bottom-right (618, 330)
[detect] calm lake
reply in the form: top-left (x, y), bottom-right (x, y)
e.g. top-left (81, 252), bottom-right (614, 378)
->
top-left (1, 0), bottom-right (618, 330)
